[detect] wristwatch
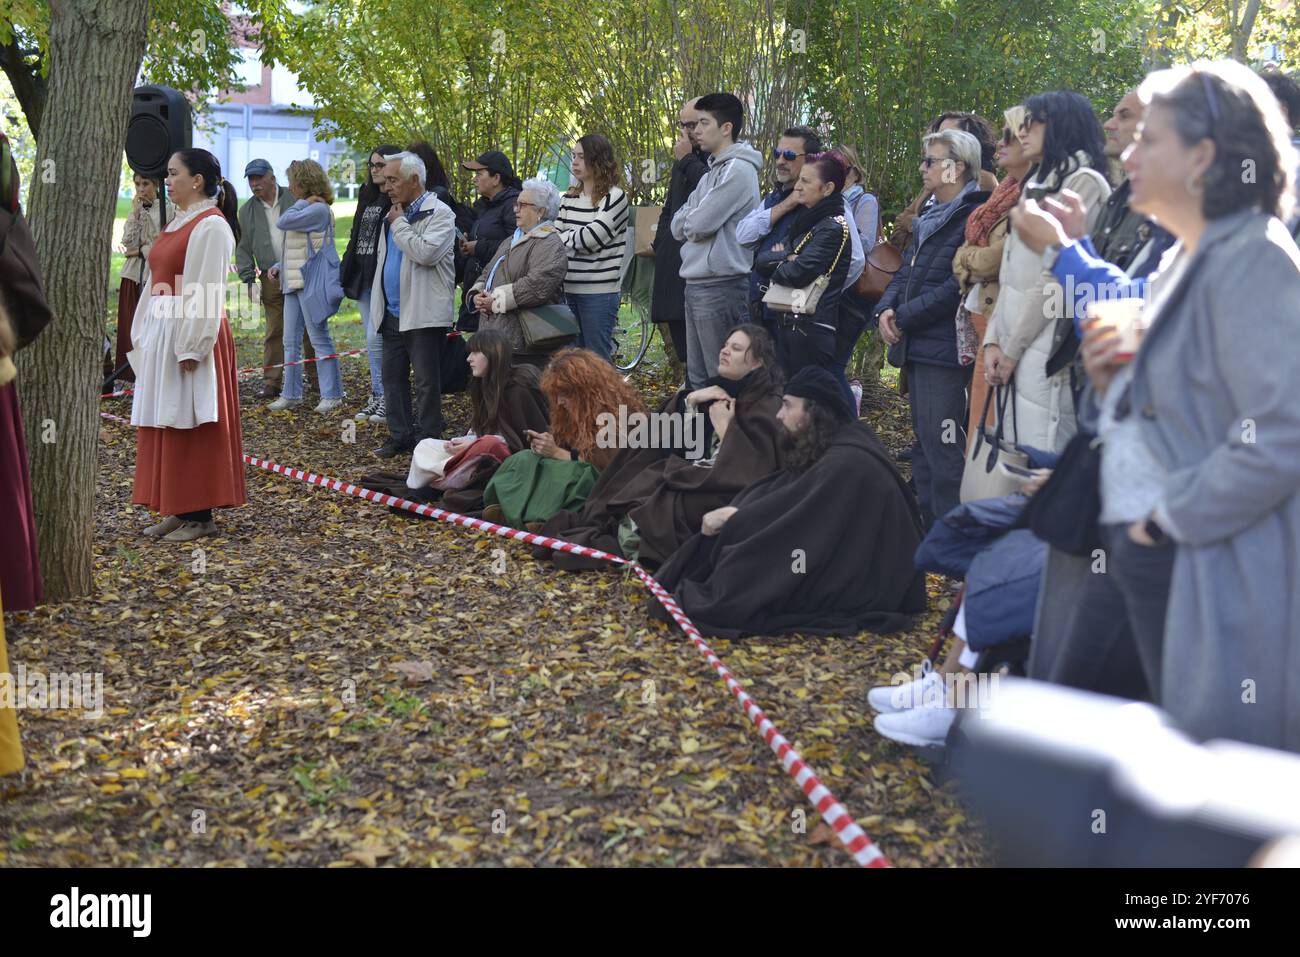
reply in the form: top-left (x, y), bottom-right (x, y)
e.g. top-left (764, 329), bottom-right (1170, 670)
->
top-left (1142, 517), bottom-right (1167, 544)
top-left (1040, 242), bottom-right (1062, 272)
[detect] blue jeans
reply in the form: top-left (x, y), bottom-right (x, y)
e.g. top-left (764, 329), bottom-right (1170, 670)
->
top-left (283, 291), bottom-right (343, 400)
top-left (359, 289), bottom-right (382, 396)
top-left (906, 361), bottom-right (970, 528)
top-left (685, 277), bottom-right (750, 388)
top-left (567, 291), bottom-right (621, 363)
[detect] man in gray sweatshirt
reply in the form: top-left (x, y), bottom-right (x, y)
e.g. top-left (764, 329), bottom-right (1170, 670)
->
top-left (670, 92), bottom-right (763, 387)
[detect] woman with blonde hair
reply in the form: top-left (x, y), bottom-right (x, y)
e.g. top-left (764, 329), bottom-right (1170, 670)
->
top-left (268, 158), bottom-right (345, 414)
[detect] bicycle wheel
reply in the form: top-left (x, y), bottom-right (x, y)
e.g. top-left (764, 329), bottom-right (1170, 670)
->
top-left (612, 291), bottom-right (652, 372)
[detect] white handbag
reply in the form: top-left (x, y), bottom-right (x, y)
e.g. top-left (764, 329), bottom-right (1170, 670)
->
top-left (762, 216), bottom-right (849, 316)
top-left (959, 380), bottom-right (1030, 503)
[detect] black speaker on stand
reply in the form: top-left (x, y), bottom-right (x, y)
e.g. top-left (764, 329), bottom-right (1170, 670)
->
top-left (106, 86), bottom-right (193, 392)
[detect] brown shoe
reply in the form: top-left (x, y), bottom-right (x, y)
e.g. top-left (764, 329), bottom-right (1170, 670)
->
top-left (255, 385), bottom-right (279, 400)
top-left (482, 505), bottom-right (506, 525)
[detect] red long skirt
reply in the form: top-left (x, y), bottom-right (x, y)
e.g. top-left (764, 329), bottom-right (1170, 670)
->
top-left (114, 278), bottom-right (142, 382)
top-left (0, 380), bottom-right (42, 610)
top-left (133, 317), bottom-right (247, 515)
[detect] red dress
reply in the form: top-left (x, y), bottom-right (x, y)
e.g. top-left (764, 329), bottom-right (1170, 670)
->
top-left (132, 208), bottom-right (246, 515)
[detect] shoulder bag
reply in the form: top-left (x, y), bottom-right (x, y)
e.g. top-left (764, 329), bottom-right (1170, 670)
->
top-left (762, 217), bottom-right (849, 316)
top-left (959, 379), bottom-right (1030, 503)
top-left (517, 302), bottom-right (579, 353)
top-left (855, 228), bottom-right (902, 304)
top-left (300, 218), bottom-right (344, 318)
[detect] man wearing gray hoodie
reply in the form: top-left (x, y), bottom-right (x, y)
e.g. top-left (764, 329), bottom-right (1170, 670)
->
top-left (670, 92), bottom-right (763, 388)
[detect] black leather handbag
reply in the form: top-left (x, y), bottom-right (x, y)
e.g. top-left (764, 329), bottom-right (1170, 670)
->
top-left (1017, 428), bottom-right (1104, 556)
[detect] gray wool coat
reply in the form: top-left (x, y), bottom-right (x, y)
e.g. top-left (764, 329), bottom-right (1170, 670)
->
top-left (1128, 208), bottom-right (1300, 752)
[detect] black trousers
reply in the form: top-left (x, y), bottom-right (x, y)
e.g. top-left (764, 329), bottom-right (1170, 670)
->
top-left (1046, 522), bottom-right (1176, 701)
top-left (380, 311), bottom-right (446, 446)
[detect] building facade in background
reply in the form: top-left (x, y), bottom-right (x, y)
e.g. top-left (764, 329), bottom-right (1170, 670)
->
top-left (195, 43), bottom-right (352, 201)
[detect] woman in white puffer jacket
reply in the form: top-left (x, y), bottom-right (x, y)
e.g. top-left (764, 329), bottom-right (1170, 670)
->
top-left (984, 91), bottom-right (1111, 454)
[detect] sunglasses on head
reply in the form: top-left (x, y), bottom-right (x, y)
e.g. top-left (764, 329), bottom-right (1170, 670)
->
top-left (772, 148), bottom-right (806, 161)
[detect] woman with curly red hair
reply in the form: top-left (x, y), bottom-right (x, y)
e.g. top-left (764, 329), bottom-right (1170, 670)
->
top-left (483, 347), bottom-right (646, 526)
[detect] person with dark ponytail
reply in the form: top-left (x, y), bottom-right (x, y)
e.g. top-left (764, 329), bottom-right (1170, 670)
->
top-left (128, 148), bottom-right (246, 542)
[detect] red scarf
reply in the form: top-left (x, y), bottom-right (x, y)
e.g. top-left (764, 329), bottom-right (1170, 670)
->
top-left (963, 175), bottom-right (1021, 246)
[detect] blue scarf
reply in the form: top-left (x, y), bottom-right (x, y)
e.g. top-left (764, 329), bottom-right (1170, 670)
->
top-left (486, 220), bottom-right (555, 290)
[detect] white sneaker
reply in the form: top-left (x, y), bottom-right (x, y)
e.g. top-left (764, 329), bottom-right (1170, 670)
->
top-left (314, 397), bottom-right (343, 414)
top-left (268, 396), bottom-right (302, 412)
top-left (368, 396), bottom-right (387, 423)
top-left (873, 703), bottom-right (957, 748)
top-left (868, 669), bottom-right (945, 714)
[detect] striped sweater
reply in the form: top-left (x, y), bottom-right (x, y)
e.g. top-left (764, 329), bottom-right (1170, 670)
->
top-left (556, 186), bottom-right (629, 294)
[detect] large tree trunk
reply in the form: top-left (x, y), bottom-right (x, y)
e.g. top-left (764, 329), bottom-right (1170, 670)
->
top-left (15, 0), bottom-right (150, 601)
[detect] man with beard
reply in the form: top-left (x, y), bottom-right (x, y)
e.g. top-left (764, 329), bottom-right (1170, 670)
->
top-left (652, 366), bottom-right (928, 638)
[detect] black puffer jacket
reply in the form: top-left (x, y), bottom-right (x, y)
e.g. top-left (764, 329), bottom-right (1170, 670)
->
top-left (873, 186), bottom-right (989, 368)
top-left (754, 201), bottom-right (852, 330)
top-left (467, 186), bottom-right (521, 275)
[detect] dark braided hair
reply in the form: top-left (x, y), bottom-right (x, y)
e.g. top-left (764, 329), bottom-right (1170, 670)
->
top-left (172, 148), bottom-right (240, 239)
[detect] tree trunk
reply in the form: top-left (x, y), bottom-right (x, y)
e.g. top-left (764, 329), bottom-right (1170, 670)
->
top-left (0, 38), bottom-right (48, 140)
top-left (1232, 0), bottom-right (1263, 62)
top-left (15, 0), bottom-right (150, 601)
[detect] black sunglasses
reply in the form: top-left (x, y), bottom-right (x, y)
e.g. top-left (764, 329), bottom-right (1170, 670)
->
top-left (772, 148), bottom-right (806, 161)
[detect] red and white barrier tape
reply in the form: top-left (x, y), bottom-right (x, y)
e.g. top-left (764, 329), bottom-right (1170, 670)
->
top-left (239, 453), bottom-right (890, 868)
top-left (94, 412), bottom-right (890, 867)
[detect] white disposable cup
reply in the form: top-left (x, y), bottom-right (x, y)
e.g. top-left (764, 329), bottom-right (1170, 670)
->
top-left (1086, 297), bottom-right (1146, 361)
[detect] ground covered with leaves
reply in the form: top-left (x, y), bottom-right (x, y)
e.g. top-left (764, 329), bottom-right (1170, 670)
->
top-left (2, 326), bottom-right (986, 867)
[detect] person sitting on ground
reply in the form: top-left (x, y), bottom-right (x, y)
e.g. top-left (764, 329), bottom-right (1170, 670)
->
top-left (651, 366), bottom-right (927, 638)
top-left (468, 177), bottom-right (570, 367)
top-left (867, 467), bottom-right (1053, 748)
top-left (481, 348), bottom-right (646, 528)
top-left (537, 323), bottom-right (784, 570)
top-left (358, 328), bottom-right (549, 513)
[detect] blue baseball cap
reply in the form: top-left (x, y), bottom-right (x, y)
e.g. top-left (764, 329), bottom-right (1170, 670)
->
top-left (244, 158), bottom-right (274, 178)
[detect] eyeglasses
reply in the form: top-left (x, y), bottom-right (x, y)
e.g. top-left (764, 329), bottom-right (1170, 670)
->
top-left (368, 161), bottom-right (387, 169)
top-left (514, 201), bottom-right (541, 211)
top-left (772, 149), bottom-right (806, 161)
top-left (1001, 128), bottom-right (1015, 144)
top-left (921, 155), bottom-right (956, 168)
top-left (678, 120), bottom-right (698, 130)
